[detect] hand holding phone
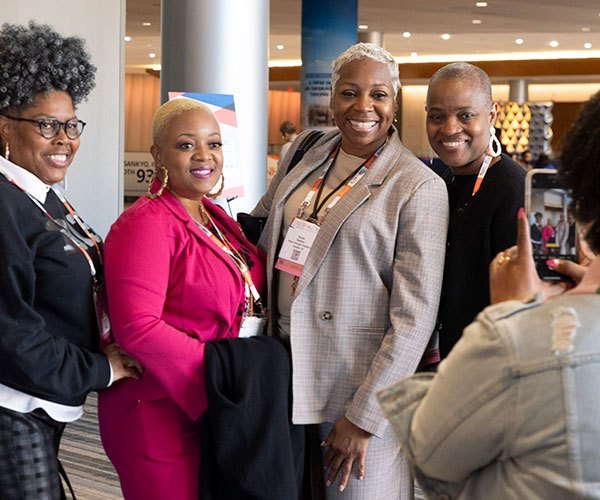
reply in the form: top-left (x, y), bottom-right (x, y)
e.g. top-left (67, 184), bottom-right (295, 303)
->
top-left (524, 169), bottom-right (577, 282)
top-left (490, 208), bottom-right (569, 304)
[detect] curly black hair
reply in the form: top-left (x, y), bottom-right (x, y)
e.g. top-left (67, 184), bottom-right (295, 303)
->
top-left (0, 21), bottom-right (96, 112)
top-left (560, 90), bottom-right (600, 253)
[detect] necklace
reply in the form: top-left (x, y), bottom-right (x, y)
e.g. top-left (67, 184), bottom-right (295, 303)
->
top-left (198, 202), bottom-right (210, 226)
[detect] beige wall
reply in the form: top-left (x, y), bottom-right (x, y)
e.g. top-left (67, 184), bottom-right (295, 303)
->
top-left (125, 73), bottom-right (161, 152)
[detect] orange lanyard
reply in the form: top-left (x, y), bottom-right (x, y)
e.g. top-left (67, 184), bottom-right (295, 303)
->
top-left (471, 151), bottom-right (495, 197)
top-left (4, 175), bottom-right (100, 277)
top-left (297, 135), bottom-right (389, 224)
top-left (196, 207), bottom-right (263, 316)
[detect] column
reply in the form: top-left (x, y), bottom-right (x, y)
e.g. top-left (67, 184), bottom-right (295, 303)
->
top-left (161, 0), bottom-right (269, 213)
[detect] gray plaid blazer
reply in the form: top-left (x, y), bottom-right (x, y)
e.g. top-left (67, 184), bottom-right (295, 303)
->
top-left (253, 129), bottom-right (448, 438)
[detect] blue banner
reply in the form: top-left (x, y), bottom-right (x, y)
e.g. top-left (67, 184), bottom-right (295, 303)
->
top-left (300, 0), bottom-right (357, 128)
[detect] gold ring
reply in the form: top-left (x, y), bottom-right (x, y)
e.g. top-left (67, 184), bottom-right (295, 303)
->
top-left (497, 253), bottom-right (511, 265)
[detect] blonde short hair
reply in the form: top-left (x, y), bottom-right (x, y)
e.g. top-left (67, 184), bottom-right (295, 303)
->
top-left (152, 97), bottom-right (213, 145)
top-left (331, 43), bottom-right (400, 97)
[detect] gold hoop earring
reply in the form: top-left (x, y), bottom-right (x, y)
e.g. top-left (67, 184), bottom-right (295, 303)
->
top-left (147, 166), bottom-right (169, 199)
top-left (206, 172), bottom-right (225, 199)
top-left (4, 141), bottom-right (9, 161)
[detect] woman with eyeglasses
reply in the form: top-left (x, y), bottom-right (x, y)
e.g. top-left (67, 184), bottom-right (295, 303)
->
top-left (0, 22), bottom-right (141, 500)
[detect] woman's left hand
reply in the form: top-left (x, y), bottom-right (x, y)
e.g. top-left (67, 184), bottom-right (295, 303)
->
top-left (490, 208), bottom-right (567, 304)
top-left (321, 417), bottom-right (371, 492)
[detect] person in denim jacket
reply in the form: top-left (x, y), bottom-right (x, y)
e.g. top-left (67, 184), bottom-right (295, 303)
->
top-left (379, 90), bottom-right (600, 499)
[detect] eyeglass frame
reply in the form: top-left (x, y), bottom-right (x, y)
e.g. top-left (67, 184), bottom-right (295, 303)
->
top-left (1, 115), bottom-right (86, 139)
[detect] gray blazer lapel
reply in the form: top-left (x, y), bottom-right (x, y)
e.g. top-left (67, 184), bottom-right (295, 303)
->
top-left (293, 182), bottom-right (370, 296)
top-left (293, 133), bottom-right (404, 297)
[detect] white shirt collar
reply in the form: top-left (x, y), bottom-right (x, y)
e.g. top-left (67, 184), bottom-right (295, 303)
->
top-left (0, 154), bottom-right (51, 203)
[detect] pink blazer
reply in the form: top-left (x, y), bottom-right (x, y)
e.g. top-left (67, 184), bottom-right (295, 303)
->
top-left (102, 190), bottom-right (266, 421)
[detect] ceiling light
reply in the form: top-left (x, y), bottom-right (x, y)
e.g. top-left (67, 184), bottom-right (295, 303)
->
top-left (403, 32), bottom-right (411, 38)
top-left (124, 36), bottom-right (131, 42)
top-left (358, 24), bottom-right (368, 30)
top-left (441, 33), bottom-right (451, 40)
top-left (472, 19), bottom-right (482, 24)
top-left (584, 42), bottom-right (592, 49)
top-left (515, 38), bottom-right (524, 45)
top-left (142, 22), bottom-right (152, 26)
top-left (276, 44), bottom-right (284, 50)
top-left (149, 52), bottom-right (156, 58)
top-left (475, 2), bottom-right (488, 7)
top-left (581, 27), bottom-right (591, 32)
top-left (549, 40), bottom-right (559, 48)
top-left (411, 52), bottom-right (418, 57)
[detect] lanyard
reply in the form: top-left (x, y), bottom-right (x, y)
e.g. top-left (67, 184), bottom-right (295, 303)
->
top-left (4, 175), bottom-right (99, 277)
top-left (297, 136), bottom-right (388, 224)
top-left (52, 188), bottom-right (103, 266)
top-left (471, 151), bottom-right (495, 197)
top-left (196, 206), bottom-right (263, 317)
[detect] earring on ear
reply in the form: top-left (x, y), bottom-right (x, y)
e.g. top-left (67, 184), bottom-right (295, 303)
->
top-left (488, 127), bottom-right (502, 158)
top-left (4, 141), bottom-right (9, 161)
top-left (428, 146), bottom-right (436, 167)
top-left (147, 165), bottom-right (169, 199)
top-left (206, 172), bottom-right (225, 199)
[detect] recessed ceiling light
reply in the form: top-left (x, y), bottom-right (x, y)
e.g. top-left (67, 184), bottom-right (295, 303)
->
top-left (276, 44), bottom-right (284, 50)
top-left (411, 52), bottom-right (418, 57)
top-left (358, 24), bottom-right (368, 30)
top-left (584, 42), bottom-right (592, 49)
top-left (515, 38), bottom-right (524, 45)
top-left (549, 40), bottom-right (559, 48)
top-left (475, 2), bottom-right (488, 7)
top-left (142, 22), bottom-right (152, 26)
top-left (124, 36), bottom-right (131, 42)
top-left (441, 33), bottom-right (451, 40)
top-left (149, 52), bottom-right (156, 58)
top-left (472, 19), bottom-right (482, 24)
top-left (403, 32), bottom-right (411, 38)
top-left (581, 27), bottom-right (591, 32)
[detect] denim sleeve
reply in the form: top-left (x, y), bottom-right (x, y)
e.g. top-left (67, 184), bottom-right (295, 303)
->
top-left (379, 310), bottom-right (514, 485)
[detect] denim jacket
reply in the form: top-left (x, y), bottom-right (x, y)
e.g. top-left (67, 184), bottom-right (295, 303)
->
top-left (379, 293), bottom-right (600, 500)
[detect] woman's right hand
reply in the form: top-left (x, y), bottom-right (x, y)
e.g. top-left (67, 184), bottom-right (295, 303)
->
top-left (103, 343), bottom-right (144, 383)
top-left (490, 209), bottom-right (568, 304)
top-left (546, 230), bottom-right (596, 284)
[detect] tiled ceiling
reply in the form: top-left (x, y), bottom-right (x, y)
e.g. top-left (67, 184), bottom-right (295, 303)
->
top-left (125, 0), bottom-right (600, 68)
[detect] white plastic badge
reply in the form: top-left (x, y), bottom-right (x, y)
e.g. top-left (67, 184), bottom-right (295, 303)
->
top-left (238, 315), bottom-right (267, 338)
top-left (275, 218), bottom-right (320, 277)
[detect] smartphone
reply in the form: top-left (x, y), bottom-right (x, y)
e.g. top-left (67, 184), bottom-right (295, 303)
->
top-left (525, 168), bottom-right (577, 281)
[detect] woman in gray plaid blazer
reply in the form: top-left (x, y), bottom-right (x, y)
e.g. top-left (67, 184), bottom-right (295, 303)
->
top-left (253, 43), bottom-right (448, 499)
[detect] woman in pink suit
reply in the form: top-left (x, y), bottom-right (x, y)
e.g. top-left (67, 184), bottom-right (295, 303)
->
top-left (98, 98), bottom-right (266, 500)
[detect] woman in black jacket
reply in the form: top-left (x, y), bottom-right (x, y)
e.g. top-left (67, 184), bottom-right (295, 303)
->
top-left (0, 22), bottom-right (140, 499)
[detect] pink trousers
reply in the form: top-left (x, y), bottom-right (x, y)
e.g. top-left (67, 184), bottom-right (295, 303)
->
top-left (98, 387), bottom-right (202, 500)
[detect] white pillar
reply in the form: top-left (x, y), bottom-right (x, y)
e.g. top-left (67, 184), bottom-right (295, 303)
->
top-left (161, 0), bottom-right (269, 214)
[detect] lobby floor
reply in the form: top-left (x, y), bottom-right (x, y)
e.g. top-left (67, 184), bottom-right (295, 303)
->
top-left (59, 394), bottom-right (123, 499)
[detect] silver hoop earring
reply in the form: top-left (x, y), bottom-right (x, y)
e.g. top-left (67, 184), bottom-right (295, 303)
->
top-left (4, 141), bottom-right (9, 161)
top-left (488, 127), bottom-right (502, 158)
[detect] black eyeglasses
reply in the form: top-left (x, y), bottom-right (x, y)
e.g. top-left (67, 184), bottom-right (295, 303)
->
top-left (3, 115), bottom-right (86, 139)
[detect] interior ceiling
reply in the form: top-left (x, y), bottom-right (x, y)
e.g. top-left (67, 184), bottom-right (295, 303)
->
top-left (125, 0), bottom-right (600, 68)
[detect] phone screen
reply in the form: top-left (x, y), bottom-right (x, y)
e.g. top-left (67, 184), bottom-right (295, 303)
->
top-left (527, 170), bottom-right (577, 281)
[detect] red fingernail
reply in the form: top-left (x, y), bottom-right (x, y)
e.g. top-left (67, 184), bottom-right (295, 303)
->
top-left (518, 208), bottom-right (524, 218)
top-left (546, 259), bottom-right (558, 270)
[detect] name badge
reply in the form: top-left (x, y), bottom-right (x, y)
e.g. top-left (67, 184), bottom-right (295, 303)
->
top-left (93, 277), bottom-right (113, 346)
top-left (275, 218), bottom-right (320, 276)
top-left (238, 315), bottom-right (267, 338)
